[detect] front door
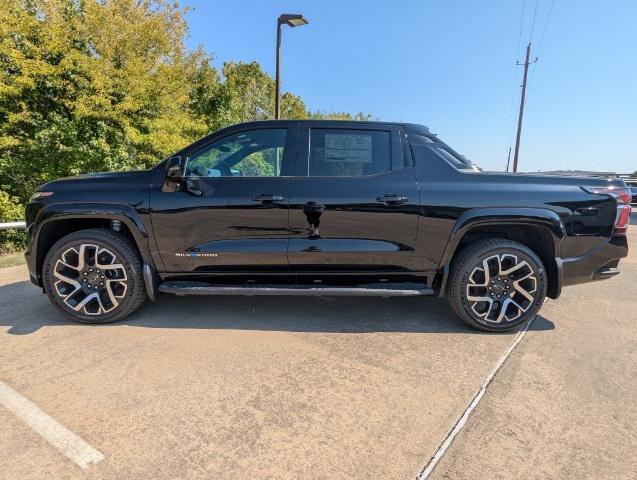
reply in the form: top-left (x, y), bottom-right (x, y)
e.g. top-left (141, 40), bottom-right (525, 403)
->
top-left (150, 125), bottom-right (297, 272)
top-left (288, 124), bottom-right (419, 271)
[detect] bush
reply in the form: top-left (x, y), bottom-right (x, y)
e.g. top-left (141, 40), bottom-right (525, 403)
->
top-left (0, 191), bottom-right (26, 253)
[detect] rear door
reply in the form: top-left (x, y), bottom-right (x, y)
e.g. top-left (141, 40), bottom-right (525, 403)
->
top-left (150, 125), bottom-right (298, 272)
top-left (287, 123), bottom-right (419, 271)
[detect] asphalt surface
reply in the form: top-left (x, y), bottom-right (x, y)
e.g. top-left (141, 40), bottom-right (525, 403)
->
top-left (1, 218), bottom-right (635, 479)
top-left (430, 222), bottom-right (637, 480)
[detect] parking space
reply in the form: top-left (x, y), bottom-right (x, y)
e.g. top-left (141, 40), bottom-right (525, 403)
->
top-left (1, 219), bottom-right (635, 479)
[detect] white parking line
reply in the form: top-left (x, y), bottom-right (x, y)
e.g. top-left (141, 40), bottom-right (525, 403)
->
top-left (416, 318), bottom-right (534, 480)
top-left (0, 380), bottom-right (104, 469)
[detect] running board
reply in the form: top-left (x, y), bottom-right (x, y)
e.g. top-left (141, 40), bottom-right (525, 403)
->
top-left (158, 281), bottom-right (434, 297)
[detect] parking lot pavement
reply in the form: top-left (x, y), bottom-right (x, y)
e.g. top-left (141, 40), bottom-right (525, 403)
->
top-left (430, 225), bottom-right (637, 480)
top-left (0, 225), bottom-right (635, 480)
top-left (0, 266), bottom-right (533, 479)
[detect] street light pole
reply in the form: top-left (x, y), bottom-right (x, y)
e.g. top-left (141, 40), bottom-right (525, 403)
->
top-left (274, 14), bottom-right (308, 120)
top-left (275, 20), bottom-right (282, 120)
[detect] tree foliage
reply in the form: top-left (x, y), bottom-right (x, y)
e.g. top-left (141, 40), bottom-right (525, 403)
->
top-left (0, 0), bottom-right (367, 251)
top-left (0, 190), bottom-right (26, 252)
top-left (0, 0), bottom-right (212, 201)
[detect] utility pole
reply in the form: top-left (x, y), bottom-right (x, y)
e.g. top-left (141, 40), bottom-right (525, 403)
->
top-left (512, 42), bottom-right (537, 172)
top-left (505, 146), bottom-right (512, 172)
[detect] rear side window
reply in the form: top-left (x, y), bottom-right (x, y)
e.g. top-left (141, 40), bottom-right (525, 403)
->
top-left (433, 147), bottom-right (472, 169)
top-left (409, 134), bottom-right (479, 171)
top-left (309, 129), bottom-right (391, 177)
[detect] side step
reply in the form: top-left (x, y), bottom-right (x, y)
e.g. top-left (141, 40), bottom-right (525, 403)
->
top-left (158, 281), bottom-right (434, 297)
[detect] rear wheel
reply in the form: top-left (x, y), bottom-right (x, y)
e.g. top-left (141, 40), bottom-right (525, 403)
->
top-left (448, 239), bottom-right (547, 332)
top-left (43, 229), bottom-right (147, 323)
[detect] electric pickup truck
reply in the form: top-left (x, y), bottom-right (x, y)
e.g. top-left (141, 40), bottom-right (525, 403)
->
top-left (24, 120), bottom-right (631, 332)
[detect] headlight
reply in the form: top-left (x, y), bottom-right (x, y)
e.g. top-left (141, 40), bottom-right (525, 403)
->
top-left (30, 191), bottom-right (54, 200)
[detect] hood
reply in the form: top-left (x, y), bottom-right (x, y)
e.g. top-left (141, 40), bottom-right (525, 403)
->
top-left (38, 170), bottom-right (155, 193)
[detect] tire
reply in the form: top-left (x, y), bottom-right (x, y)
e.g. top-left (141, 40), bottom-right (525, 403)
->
top-left (448, 239), bottom-right (547, 332)
top-left (42, 228), bottom-right (147, 323)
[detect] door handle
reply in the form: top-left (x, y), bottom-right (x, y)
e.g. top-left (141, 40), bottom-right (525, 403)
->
top-left (376, 194), bottom-right (408, 205)
top-left (251, 194), bottom-right (284, 203)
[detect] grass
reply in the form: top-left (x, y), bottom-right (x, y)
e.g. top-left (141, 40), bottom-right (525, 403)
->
top-left (0, 251), bottom-right (25, 268)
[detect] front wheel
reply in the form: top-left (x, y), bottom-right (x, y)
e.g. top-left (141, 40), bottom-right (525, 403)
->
top-left (448, 239), bottom-right (547, 332)
top-left (43, 228), bottom-right (147, 323)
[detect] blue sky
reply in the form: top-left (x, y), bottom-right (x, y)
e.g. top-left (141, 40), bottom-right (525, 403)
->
top-left (182, 0), bottom-right (636, 173)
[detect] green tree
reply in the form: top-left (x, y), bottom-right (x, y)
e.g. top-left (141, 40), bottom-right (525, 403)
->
top-left (205, 61), bottom-right (274, 129)
top-left (0, 0), bottom-right (213, 201)
top-left (281, 92), bottom-right (309, 120)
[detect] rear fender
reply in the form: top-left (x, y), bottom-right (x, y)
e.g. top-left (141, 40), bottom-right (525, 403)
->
top-left (437, 207), bottom-right (567, 297)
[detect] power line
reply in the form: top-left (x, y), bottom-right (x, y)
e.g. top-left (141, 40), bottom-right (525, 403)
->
top-left (505, 67), bottom-right (523, 161)
top-left (536, 0), bottom-right (557, 58)
top-left (527, 0), bottom-right (558, 96)
top-left (516, 0), bottom-right (526, 59)
top-left (529, 0), bottom-right (541, 42)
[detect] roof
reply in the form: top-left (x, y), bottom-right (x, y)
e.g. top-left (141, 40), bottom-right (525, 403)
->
top-left (226, 119), bottom-right (431, 134)
top-left (174, 120), bottom-right (433, 158)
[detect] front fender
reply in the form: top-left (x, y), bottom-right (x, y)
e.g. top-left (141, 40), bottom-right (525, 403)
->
top-left (27, 203), bottom-right (155, 286)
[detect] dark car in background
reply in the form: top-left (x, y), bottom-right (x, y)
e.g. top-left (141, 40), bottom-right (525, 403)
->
top-left (24, 121), bottom-right (631, 332)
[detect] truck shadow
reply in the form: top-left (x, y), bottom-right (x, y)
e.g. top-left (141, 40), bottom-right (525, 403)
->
top-left (1, 279), bottom-right (554, 335)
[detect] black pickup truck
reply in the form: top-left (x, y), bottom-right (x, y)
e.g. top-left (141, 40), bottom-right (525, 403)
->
top-left (24, 121), bottom-right (630, 331)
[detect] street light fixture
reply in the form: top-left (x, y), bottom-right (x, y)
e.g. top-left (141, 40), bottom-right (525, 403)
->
top-left (275, 13), bottom-right (308, 119)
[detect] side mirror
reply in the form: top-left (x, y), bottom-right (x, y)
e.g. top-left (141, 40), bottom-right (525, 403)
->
top-left (165, 156), bottom-right (185, 181)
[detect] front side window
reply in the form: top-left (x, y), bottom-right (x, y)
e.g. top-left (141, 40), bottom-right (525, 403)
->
top-left (186, 129), bottom-right (287, 177)
top-left (309, 129), bottom-right (391, 177)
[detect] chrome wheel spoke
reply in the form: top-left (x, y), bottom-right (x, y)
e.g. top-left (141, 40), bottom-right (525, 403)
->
top-left (53, 266), bottom-right (80, 289)
top-left (466, 252), bottom-right (538, 325)
top-left (499, 258), bottom-right (528, 276)
top-left (104, 284), bottom-right (118, 309)
top-left (105, 280), bottom-right (127, 306)
top-left (496, 297), bottom-right (524, 323)
top-left (53, 243), bottom-right (127, 316)
top-left (513, 273), bottom-right (537, 303)
top-left (99, 262), bottom-right (125, 271)
top-left (72, 292), bottom-right (99, 312)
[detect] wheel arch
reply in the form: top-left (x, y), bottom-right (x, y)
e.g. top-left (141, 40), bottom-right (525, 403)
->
top-left (438, 208), bottom-right (566, 299)
top-left (30, 203), bottom-right (158, 287)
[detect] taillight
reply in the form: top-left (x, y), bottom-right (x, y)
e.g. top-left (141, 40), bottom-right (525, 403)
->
top-left (582, 186), bottom-right (631, 234)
